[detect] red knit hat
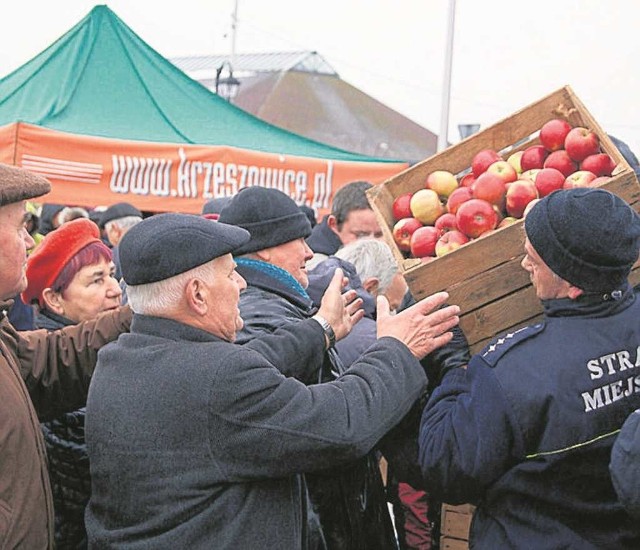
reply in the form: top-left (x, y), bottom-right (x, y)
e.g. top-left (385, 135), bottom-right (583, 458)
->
top-left (22, 218), bottom-right (102, 306)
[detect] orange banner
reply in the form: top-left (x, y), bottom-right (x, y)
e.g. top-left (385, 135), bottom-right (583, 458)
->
top-left (0, 123), bottom-right (408, 218)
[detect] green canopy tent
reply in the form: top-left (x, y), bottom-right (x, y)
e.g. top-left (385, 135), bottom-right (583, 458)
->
top-left (0, 5), bottom-right (406, 214)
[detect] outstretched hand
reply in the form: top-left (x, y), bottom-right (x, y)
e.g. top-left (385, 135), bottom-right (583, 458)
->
top-left (315, 268), bottom-right (364, 342)
top-left (377, 292), bottom-right (460, 359)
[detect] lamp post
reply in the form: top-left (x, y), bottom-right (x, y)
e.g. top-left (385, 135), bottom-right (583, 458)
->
top-left (215, 61), bottom-right (240, 102)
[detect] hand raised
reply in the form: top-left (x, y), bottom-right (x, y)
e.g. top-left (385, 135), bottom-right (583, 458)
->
top-left (315, 268), bottom-right (364, 342)
top-left (377, 291), bottom-right (460, 359)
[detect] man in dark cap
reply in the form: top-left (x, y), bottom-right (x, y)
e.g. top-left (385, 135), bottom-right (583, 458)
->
top-left (201, 195), bottom-right (232, 220)
top-left (100, 201), bottom-right (143, 280)
top-left (84, 211), bottom-right (461, 548)
top-left (0, 163), bottom-right (132, 549)
top-left (419, 187), bottom-right (640, 548)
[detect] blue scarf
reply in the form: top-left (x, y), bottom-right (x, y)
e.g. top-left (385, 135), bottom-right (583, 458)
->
top-left (235, 257), bottom-right (310, 302)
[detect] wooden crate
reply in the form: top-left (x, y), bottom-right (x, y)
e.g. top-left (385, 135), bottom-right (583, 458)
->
top-left (440, 503), bottom-right (475, 549)
top-left (367, 85), bottom-right (640, 354)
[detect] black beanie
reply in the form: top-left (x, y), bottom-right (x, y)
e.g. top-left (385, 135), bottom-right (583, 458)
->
top-left (218, 187), bottom-right (312, 255)
top-left (525, 188), bottom-right (640, 292)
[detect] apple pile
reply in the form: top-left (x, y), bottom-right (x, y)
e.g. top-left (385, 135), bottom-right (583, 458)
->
top-left (392, 119), bottom-right (616, 259)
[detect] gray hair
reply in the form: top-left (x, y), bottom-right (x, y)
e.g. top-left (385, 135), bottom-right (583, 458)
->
top-left (59, 206), bottom-right (89, 224)
top-left (335, 238), bottom-right (398, 293)
top-left (126, 261), bottom-right (214, 315)
top-left (105, 215), bottom-right (142, 233)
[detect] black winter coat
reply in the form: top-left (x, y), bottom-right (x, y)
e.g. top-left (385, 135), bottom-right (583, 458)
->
top-left (235, 258), bottom-right (398, 550)
top-left (37, 310), bottom-right (89, 550)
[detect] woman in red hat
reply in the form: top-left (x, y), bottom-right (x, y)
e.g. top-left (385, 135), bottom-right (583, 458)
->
top-left (22, 217), bottom-right (122, 549)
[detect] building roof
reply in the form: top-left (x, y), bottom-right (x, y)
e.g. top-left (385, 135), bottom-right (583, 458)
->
top-left (171, 52), bottom-right (438, 163)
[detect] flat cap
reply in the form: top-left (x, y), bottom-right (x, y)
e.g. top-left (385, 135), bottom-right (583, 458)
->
top-left (0, 163), bottom-right (51, 206)
top-left (99, 202), bottom-right (142, 228)
top-left (120, 213), bottom-right (250, 285)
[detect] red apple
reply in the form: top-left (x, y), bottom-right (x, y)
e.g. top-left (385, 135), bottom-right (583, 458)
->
top-left (564, 170), bottom-right (597, 189)
top-left (459, 173), bottom-right (476, 188)
top-left (434, 212), bottom-right (458, 233)
top-left (426, 170), bottom-right (459, 198)
top-left (543, 150), bottom-right (577, 177)
top-left (410, 189), bottom-right (445, 225)
top-left (507, 151), bottom-right (524, 175)
top-left (435, 230), bottom-right (470, 257)
top-left (520, 145), bottom-right (550, 171)
top-left (539, 119), bottom-right (572, 151)
top-left (505, 179), bottom-right (539, 219)
top-left (392, 192), bottom-right (413, 221)
top-left (410, 225), bottom-right (441, 258)
top-left (534, 168), bottom-right (566, 198)
top-left (446, 186), bottom-right (473, 214)
top-left (486, 160), bottom-right (518, 184)
top-left (472, 172), bottom-right (507, 208)
top-left (455, 198), bottom-right (498, 239)
top-left (392, 217), bottom-right (423, 252)
top-left (564, 127), bottom-right (600, 162)
top-left (471, 149), bottom-right (501, 177)
top-left (580, 153), bottom-right (616, 177)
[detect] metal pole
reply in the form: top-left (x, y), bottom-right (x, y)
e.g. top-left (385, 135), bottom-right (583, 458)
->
top-left (437, 0), bottom-right (456, 152)
top-left (230, 0), bottom-right (238, 68)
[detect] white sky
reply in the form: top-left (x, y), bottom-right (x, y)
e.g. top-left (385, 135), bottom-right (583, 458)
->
top-left (2, 0), bottom-right (639, 157)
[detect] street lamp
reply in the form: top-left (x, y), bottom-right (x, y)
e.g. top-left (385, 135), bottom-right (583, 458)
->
top-left (215, 61), bottom-right (241, 102)
top-left (458, 123), bottom-right (480, 140)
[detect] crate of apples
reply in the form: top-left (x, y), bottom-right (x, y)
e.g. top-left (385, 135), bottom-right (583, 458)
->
top-left (367, 85), bottom-right (640, 355)
top-left (391, 118), bottom-right (618, 261)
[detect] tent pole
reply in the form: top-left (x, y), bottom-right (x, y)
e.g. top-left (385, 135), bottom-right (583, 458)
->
top-left (437, 0), bottom-right (456, 152)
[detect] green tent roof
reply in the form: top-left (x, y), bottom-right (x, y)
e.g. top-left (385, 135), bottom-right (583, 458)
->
top-left (0, 5), bottom-right (391, 163)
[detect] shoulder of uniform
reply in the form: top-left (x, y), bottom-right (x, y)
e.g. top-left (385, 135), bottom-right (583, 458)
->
top-left (479, 322), bottom-right (546, 367)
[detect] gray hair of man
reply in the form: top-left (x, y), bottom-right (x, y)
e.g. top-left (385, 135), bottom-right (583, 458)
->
top-left (104, 215), bottom-right (143, 233)
top-left (334, 238), bottom-right (398, 294)
top-left (126, 261), bottom-right (214, 315)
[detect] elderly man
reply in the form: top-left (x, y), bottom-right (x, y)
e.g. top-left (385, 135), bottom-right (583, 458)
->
top-left (0, 163), bottom-right (131, 549)
top-left (419, 188), bottom-right (640, 548)
top-left (84, 211), bottom-right (460, 548)
top-left (99, 201), bottom-right (143, 279)
top-left (220, 187), bottom-right (407, 547)
top-left (306, 180), bottom-right (383, 269)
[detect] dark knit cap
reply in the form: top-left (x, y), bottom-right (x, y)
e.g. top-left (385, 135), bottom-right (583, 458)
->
top-left (525, 188), bottom-right (640, 292)
top-left (202, 196), bottom-right (232, 215)
top-left (218, 187), bottom-right (312, 255)
top-left (99, 202), bottom-right (142, 228)
top-left (119, 213), bottom-right (250, 285)
top-left (0, 164), bottom-right (50, 206)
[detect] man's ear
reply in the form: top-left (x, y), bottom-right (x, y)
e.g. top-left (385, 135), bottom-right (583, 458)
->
top-left (327, 214), bottom-right (339, 234)
top-left (42, 287), bottom-right (64, 315)
top-left (253, 249), bottom-right (271, 262)
top-left (362, 276), bottom-right (380, 296)
top-left (185, 277), bottom-right (208, 316)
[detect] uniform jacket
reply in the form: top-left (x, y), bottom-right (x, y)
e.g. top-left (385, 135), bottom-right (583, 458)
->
top-left (235, 259), bottom-right (398, 549)
top-left (85, 313), bottom-right (425, 549)
top-left (419, 284), bottom-right (640, 549)
top-left (0, 302), bottom-right (131, 550)
top-left (610, 408), bottom-right (640, 519)
top-left (36, 309), bottom-right (90, 550)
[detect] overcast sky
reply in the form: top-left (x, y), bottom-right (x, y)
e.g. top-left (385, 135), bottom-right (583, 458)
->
top-left (2, 1), bottom-right (639, 157)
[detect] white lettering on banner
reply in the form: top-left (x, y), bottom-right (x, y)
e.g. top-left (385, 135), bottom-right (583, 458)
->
top-left (111, 155), bottom-right (172, 196)
top-left (109, 150), bottom-right (335, 205)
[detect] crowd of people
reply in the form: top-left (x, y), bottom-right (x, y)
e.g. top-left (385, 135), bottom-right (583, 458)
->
top-left (1, 161), bottom-right (640, 550)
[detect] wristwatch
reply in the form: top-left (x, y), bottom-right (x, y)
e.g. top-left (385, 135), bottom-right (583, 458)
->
top-left (313, 315), bottom-right (336, 349)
